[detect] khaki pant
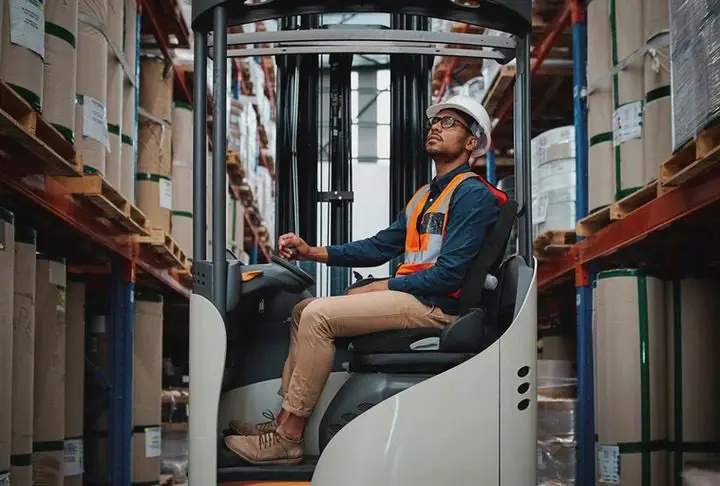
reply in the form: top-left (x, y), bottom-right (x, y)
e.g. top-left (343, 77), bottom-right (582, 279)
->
top-left (278, 290), bottom-right (455, 417)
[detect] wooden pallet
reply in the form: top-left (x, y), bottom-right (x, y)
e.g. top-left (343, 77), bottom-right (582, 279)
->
top-left (611, 180), bottom-right (660, 220)
top-left (533, 230), bottom-right (576, 260)
top-left (576, 205), bottom-right (612, 237)
top-left (660, 123), bottom-right (720, 190)
top-left (137, 228), bottom-right (190, 270)
top-left (226, 150), bottom-right (245, 184)
top-left (55, 175), bottom-right (149, 235)
top-left (0, 80), bottom-right (81, 176)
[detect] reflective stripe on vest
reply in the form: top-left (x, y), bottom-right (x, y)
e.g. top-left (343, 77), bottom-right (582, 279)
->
top-left (396, 172), bottom-right (508, 295)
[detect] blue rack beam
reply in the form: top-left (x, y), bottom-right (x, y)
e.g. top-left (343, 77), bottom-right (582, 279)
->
top-left (571, 0), bottom-right (594, 484)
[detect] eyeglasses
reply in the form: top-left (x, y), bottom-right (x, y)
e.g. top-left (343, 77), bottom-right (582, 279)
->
top-left (426, 115), bottom-right (470, 132)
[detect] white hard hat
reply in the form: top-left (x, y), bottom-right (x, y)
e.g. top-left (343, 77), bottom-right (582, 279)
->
top-left (426, 95), bottom-right (492, 157)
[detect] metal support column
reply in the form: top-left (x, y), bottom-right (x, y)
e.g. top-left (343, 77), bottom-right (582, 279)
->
top-left (193, 28), bottom-right (208, 262)
top-left (327, 53), bottom-right (353, 295)
top-left (107, 256), bottom-right (135, 485)
top-left (571, 0), bottom-right (594, 484)
top-left (514, 34), bottom-right (533, 262)
top-left (486, 149), bottom-right (497, 185)
top-left (211, 6), bottom-right (228, 313)
top-left (277, 16), bottom-right (300, 237)
top-left (389, 14), bottom-right (406, 221)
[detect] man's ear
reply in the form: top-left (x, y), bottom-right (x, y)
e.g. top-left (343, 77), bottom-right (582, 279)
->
top-left (466, 136), bottom-right (478, 152)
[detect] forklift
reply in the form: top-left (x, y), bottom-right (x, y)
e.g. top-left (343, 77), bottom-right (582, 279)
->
top-left (188, 1), bottom-right (537, 485)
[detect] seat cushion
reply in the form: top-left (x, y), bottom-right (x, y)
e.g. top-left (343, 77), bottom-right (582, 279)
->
top-left (350, 351), bottom-right (475, 374)
top-left (347, 328), bottom-right (443, 354)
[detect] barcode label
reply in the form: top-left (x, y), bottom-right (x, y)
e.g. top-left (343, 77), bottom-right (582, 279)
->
top-left (64, 438), bottom-right (84, 476)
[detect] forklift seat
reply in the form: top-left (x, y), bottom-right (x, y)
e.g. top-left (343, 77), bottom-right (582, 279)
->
top-left (346, 200), bottom-right (519, 374)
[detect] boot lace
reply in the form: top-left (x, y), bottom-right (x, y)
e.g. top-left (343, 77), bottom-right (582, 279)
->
top-left (255, 410), bottom-right (278, 432)
top-left (258, 431), bottom-right (281, 450)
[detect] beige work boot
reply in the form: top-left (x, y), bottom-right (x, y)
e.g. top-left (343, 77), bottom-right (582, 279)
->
top-left (228, 410), bottom-right (279, 436)
top-left (224, 431), bottom-right (304, 465)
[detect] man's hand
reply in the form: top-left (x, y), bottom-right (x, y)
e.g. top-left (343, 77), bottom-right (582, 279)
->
top-left (278, 233), bottom-right (311, 260)
top-left (347, 279), bottom-right (389, 295)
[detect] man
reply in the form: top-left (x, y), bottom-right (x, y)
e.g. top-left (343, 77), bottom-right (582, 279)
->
top-left (224, 95), bottom-right (508, 465)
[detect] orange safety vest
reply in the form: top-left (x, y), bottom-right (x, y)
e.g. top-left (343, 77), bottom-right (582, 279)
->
top-left (395, 171), bottom-right (508, 298)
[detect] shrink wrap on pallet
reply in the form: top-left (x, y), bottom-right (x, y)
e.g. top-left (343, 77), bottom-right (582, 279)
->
top-left (666, 279), bottom-right (720, 486)
top-left (75, 0), bottom-right (109, 176)
top-left (609, 0), bottom-right (647, 199)
top-left (43, 0), bottom-right (78, 143)
top-left (594, 269), bottom-right (668, 486)
top-left (33, 255), bottom-right (67, 486)
top-left (0, 208), bottom-right (15, 486)
top-left (669, 0), bottom-right (720, 151)
top-left (537, 397), bottom-right (577, 486)
top-left (1, 0), bottom-right (45, 111)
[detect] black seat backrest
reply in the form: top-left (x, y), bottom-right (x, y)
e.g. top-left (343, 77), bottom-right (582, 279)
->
top-left (456, 199), bottom-right (519, 316)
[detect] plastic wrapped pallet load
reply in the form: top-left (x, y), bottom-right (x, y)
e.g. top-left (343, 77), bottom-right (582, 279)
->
top-left (642, 0), bottom-right (672, 183)
top-left (593, 269), bottom-right (668, 486)
top-left (64, 278), bottom-right (86, 486)
top-left (609, 0), bottom-right (647, 200)
top-left (33, 254), bottom-right (67, 485)
top-left (133, 290), bottom-right (164, 485)
top-left (530, 126), bottom-right (576, 239)
top-left (10, 225), bottom-right (36, 486)
top-left (669, 0), bottom-right (720, 150)
top-left (0, 208), bottom-right (15, 486)
top-left (537, 397), bottom-right (576, 486)
top-left (0, 0), bottom-right (45, 110)
top-left (587, 0), bottom-right (615, 211)
top-left (43, 0), bottom-right (78, 144)
top-left (75, 0), bottom-right (109, 176)
top-left (666, 279), bottom-right (720, 486)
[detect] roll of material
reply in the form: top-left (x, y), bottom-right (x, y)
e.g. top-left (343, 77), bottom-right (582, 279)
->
top-left (75, 0), bottom-right (109, 176)
top-left (0, 208), bottom-right (16, 484)
top-left (132, 291), bottom-right (163, 485)
top-left (666, 279), bottom-right (720, 486)
top-left (171, 212), bottom-right (192, 259)
top-left (594, 269), bottom-right (668, 486)
top-left (136, 173), bottom-right (171, 233)
top-left (587, 0), bottom-right (615, 211)
top-left (138, 119), bottom-right (172, 176)
top-left (121, 84), bottom-right (136, 203)
top-left (139, 55), bottom-right (172, 119)
top-left (10, 225), bottom-right (35, 486)
top-left (123, 0), bottom-right (136, 71)
top-left (64, 280), bottom-right (85, 485)
top-left (172, 101), bottom-right (193, 164)
top-left (106, 56), bottom-right (124, 189)
top-left (642, 0), bottom-right (671, 184)
top-left (1, 0), bottom-right (45, 111)
top-left (171, 160), bottom-right (192, 213)
top-left (33, 255), bottom-right (67, 486)
top-left (610, 0), bottom-right (647, 199)
top-left (43, 0), bottom-right (78, 143)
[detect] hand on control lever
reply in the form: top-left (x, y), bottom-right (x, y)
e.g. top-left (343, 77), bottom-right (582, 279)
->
top-left (278, 233), bottom-right (311, 260)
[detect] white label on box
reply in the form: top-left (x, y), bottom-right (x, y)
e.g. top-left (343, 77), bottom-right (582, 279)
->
top-left (598, 444), bottom-right (621, 484)
top-left (48, 260), bottom-right (66, 287)
top-left (0, 471), bottom-right (9, 486)
top-left (10, 0), bottom-right (45, 58)
top-left (64, 438), bottom-right (84, 476)
top-left (82, 95), bottom-right (109, 146)
top-left (145, 426), bottom-right (162, 458)
top-left (159, 178), bottom-right (172, 209)
top-left (613, 101), bottom-right (644, 146)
